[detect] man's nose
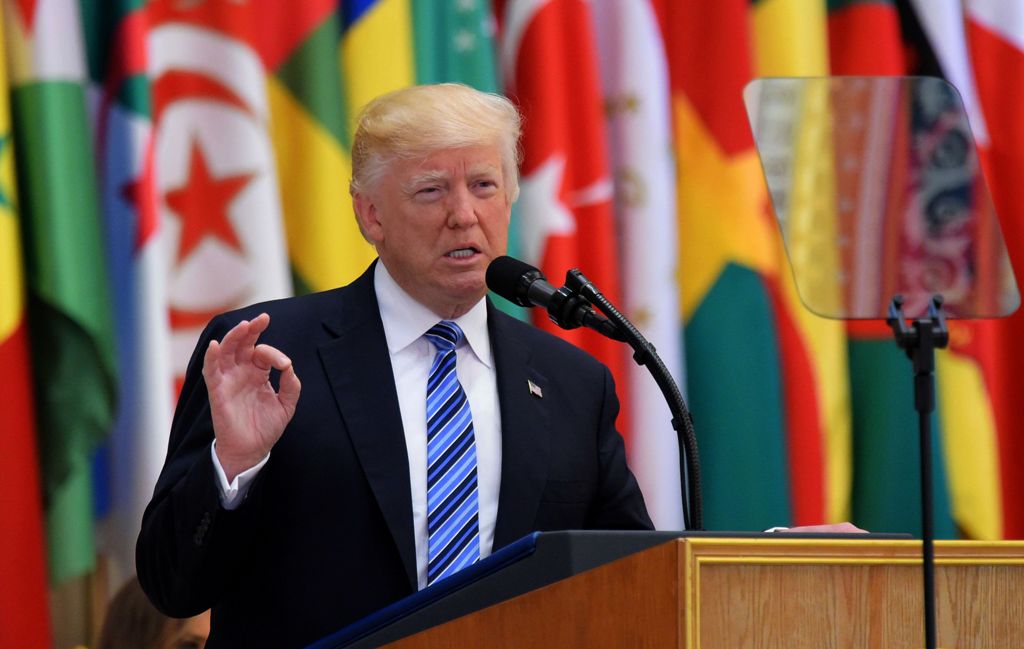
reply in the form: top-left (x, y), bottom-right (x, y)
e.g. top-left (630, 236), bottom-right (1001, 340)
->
top-left (447, 186), bottom-right (479, 228)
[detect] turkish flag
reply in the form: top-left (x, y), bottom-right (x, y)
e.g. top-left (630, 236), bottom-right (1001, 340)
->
top-left (499, 0), bottom-right (631, 439)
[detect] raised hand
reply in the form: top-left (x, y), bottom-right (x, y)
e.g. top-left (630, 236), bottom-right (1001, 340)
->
top-left (202, 313), bottom-right (301, 482)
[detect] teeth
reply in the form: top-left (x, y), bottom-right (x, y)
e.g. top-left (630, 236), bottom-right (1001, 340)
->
top-left (448, 249), bottom-right (475, 259)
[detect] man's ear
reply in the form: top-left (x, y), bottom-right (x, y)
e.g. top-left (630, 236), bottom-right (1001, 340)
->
top-left (352, 191), bottom-right (383, 244)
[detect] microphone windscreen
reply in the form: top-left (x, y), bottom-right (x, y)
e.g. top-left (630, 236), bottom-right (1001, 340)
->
top-left (486, 256), bottom-right (541, 307)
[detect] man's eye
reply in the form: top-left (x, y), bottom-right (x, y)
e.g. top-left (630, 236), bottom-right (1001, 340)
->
top-left (415, 187), bottom-right (442, 199)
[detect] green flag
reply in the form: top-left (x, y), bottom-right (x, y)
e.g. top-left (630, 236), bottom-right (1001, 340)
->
top-left (412, 0), bottom-right (499, 87)
top-left (9, 5), bottom-right (117, 583)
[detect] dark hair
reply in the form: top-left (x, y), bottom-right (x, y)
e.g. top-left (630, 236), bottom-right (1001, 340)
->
top-left (95, 577), bottom-right (185, 649)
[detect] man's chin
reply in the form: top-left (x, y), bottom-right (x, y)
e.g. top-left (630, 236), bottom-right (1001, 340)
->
top-left (440, 277), bottom-right (487, 304)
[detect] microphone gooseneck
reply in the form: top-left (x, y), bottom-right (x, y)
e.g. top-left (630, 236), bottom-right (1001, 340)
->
top-left (486, 255), bottom-right (703, 530)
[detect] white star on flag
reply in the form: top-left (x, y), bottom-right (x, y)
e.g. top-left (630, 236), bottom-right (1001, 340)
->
top-left (453, 29), bottom-right (476, 52)
top-left (517, 153), bottom-right (575, 266)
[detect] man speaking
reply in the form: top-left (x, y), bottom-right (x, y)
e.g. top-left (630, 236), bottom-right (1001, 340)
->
top-left (137, 83), bottom-right (652, 648)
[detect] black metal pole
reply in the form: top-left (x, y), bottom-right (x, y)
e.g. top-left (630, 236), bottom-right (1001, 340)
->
top-left (889, 295), bottom-right (945, 649)
top-left (914, 357), bottom-right (937, 649)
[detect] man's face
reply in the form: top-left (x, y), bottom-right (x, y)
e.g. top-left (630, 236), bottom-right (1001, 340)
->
top-left (354, 144), bottom-right (511, 318)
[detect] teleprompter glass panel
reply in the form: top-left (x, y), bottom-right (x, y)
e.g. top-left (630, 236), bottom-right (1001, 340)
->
top-left (744, 76), bottom-right (1019, 319)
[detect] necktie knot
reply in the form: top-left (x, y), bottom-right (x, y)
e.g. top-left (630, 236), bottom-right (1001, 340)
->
top-left (425, 321), bottom-right (464, 353)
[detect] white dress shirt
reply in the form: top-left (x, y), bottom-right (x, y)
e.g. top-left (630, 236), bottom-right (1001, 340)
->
top-left (212, 261), bottom-right (502, 590)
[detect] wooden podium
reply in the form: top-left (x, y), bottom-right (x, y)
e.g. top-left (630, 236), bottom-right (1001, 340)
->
top-left (384, 538), bottom-right (1024, 648)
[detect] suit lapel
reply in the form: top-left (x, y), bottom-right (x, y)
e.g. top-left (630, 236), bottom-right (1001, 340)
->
top-left (318, 266), bottom-right (417, 590)
top-left (490, 305), bottom-right (552, 550)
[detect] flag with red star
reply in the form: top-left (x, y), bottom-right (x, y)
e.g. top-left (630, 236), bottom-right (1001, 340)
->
top-left (147, 0), bottom-right (302, 382)
top-left (164, 140), bottom-right (252, 264)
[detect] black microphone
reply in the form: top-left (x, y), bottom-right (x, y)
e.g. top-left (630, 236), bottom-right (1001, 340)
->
top-left (486, 256), bottom-right (625, 341)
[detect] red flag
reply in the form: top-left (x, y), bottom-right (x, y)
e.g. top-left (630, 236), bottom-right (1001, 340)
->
top-left (146, 0), bottom-right (335, 384)
top-left (967, 2), bottom-right (1024, 537)
top-left (499, 0), bottom-right (630, 437)
top-left (0, 327), bottom-right (51, 646)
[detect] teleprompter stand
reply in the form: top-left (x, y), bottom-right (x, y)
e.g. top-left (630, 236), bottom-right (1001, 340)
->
top-left (887, 294), bottom-right (949, 649)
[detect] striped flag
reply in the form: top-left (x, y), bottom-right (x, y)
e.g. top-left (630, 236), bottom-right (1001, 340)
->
top-left (80, 0), bottom-right (175, 586)
top-left (662, 0), bottom-right (792, 530)
top-left (592, 0), bottom-right (684, 529)
top-left (268, 7), bottom-right (364, 295)
top-left (499, 0), bottom-right (631, 439)
top-left (749, 0), bottom-right (853, 528)
top-left (830, 0), bottom-right (958, 538)
top-left (5, 0), bottom-right (118, 583)
top-left (0, 3), bottom-right (51, 642)
top-left (340, 0), bottom-right (414, 118)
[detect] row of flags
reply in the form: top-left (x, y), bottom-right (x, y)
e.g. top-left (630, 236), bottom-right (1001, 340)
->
top-left (2, 0), bottom-right (1023, 645)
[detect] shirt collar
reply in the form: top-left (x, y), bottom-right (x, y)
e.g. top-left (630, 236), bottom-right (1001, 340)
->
top-left (374, 260), bottom-right (493, 368)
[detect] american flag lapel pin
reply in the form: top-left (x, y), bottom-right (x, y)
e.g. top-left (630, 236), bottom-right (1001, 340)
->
top-left (527, 379), bottom-right (543, 398)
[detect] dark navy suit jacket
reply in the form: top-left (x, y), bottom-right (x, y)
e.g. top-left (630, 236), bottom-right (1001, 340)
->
top-left (137, 263), bottom-right (652, 648)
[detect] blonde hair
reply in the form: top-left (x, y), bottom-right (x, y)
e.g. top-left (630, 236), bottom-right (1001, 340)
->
top-left (351, 83), bottom-right (522, 201)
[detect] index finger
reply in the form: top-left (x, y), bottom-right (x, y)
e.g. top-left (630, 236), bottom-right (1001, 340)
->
top-left (231, 313), bottom-right (271, 365)
top-left (216, 313), bottom-right (269, 362)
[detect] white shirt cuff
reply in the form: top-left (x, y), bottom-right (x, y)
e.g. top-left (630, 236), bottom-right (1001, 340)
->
top-left (211, 441), bottom-right (270, 510)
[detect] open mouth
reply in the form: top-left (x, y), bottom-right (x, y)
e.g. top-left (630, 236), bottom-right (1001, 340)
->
top-left (445, 247), bottom-right (479, 259)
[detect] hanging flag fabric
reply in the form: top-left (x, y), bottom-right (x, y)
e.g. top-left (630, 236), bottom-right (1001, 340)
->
top-left (0, 3), bottom-right (51, 642)
top-left (591, 0), bottom-right (684, 530)
top-left (827, 0), bottom-right (906, 74)
top-left (829, 0), bottom-right (958, 539)
top-left (963, 0), bottom-right (1024, 538)
top-left (271, 1), bottom-right (373, 295)
top-left (499, 0), bottom-right (631, 441)
top-left (340, 0), bottom-right (414, 118)
top-left (5, 0), bottom-right (118, 584)
top-left (412, 0), bottom-right (498, 88)
top-left (749, 0), bottom-right (853, 528)
top-left (662, 0), bottom-right (792, 530)
top-left (147, 0), bottom-right (300, 383)
top-left (79, 0), bottom-right (176, 586)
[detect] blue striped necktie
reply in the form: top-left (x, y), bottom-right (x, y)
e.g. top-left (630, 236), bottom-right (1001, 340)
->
top-left (424, 321), bottom-right (480, 585)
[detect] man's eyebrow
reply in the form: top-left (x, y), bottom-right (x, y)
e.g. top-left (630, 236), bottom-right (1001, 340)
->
top-left (404, 170), bottom-right (450, 189)
top-left (468, 165), bottom-right (501, 176)
top-left (468, 164), bottom-right (501, 176)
